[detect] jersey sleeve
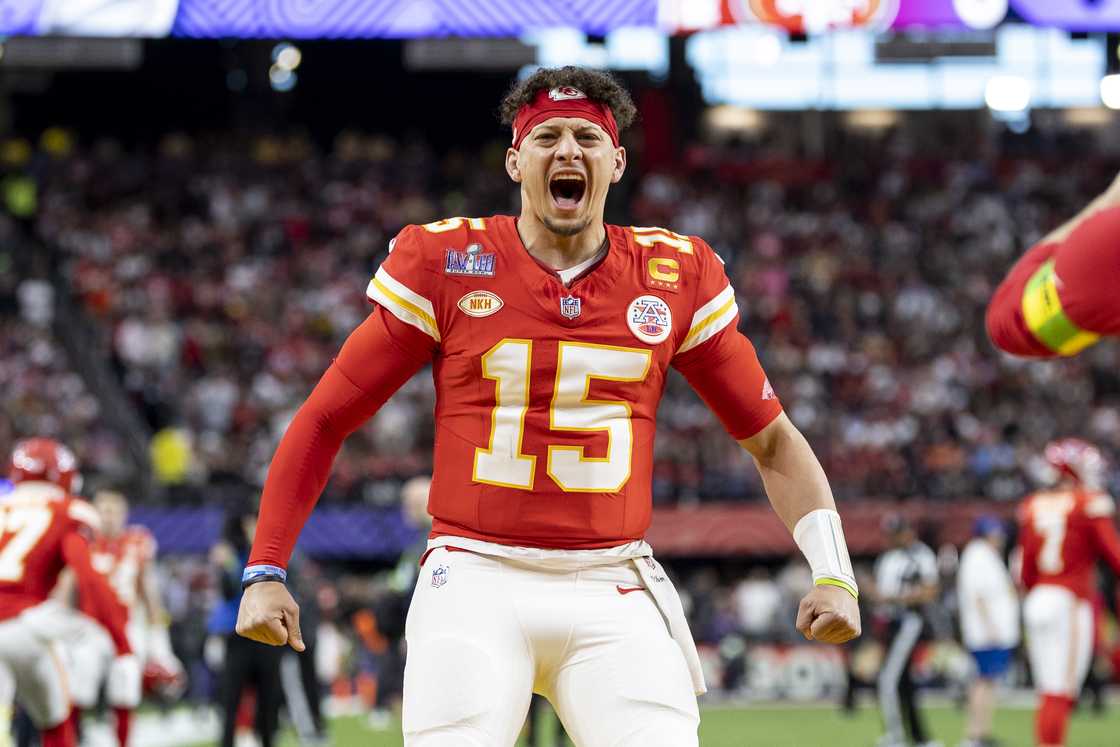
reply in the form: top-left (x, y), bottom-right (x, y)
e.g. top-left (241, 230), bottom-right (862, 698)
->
top-left (365, 224), bottom-right (442, 359)
top-left (1051, 206), bottom-right (1120, 338)
top-left (986, 241), bottom-right (1058, 358)
top-left (672, 238), bottom-right (782, 440)
top-left (61, 530), bottom-right (132, 655)
top-left (67, 498), bottom-right (102, 538)
top-left (248, 309), bottom-right (430, 570)
top-left (1085, 492), bottom-right (1120, 576)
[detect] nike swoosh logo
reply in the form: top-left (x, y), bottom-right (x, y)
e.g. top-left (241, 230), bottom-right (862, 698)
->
top-left (616, 585), bottom-right (645, 595)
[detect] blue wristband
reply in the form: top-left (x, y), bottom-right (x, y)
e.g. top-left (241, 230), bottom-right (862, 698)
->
top-left (241, 565), bottom-right (287, 588)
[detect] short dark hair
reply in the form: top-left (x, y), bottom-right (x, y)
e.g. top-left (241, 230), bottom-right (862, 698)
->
top-left (499, 66), bottom-right (637, 133)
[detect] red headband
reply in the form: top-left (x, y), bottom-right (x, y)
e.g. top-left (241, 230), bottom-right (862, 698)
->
top-left (511, 86), bottom-right (619, 150)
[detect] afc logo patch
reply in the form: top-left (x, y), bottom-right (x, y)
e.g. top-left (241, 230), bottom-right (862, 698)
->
top-left (627, 295), bottom-right (672, 345)
top-left (431, 565), bottom-right (449, 588)
top-left (549, 86), bottom-right (587, 101)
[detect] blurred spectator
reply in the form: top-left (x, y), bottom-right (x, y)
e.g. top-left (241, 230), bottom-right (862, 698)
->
top-left (207, 505), bottom-right (282, 747)
top-left (733, 568), bottom-right (782, 639)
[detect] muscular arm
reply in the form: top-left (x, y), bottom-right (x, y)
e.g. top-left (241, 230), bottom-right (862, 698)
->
top-left (61, 531), bottom-right (131, 655)
top-left (248, 308), bottom-right (433, 570)
top-left (737, 412), bottom-right (836, 531)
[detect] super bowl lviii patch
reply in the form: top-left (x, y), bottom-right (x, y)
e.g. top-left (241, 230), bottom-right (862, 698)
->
top-left (445, 244), bottom-right (496, 277)
top-left (628, 295), bottom-right (672, 344)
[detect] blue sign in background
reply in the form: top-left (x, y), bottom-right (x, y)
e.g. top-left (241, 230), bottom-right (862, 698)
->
top-left (0, 0), bottom-right (1118, 37)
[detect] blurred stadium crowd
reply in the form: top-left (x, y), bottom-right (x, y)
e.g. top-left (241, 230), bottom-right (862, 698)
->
top-left (4, 125), bottom-right (1120, 508)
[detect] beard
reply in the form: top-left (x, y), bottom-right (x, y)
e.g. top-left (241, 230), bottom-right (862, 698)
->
top-left (542, 213), bottom-right (592, 237)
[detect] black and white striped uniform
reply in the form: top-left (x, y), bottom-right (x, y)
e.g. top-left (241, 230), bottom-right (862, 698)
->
top-left (874, 540), bottom-right (939, 746)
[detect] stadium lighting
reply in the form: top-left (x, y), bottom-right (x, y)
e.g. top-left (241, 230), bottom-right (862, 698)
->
top-left (984, 75), bottom-right (1030, 112)
top-left (844, 109), bottom-right (899, 131)
top-left (704, 105), bottom-right (765, 135)
top-left (1100, 74), bottom-right (1120, 110)
top-left (752, 31), bottom-right (782, 67)
top-left (272, 42), bottom-right (302, 71)
top-left (268, 64), bottom-right (297, 92)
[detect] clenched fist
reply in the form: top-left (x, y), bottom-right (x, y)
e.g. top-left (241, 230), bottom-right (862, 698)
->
top-left (795, 585), bottom-right (861, 644)
top-left (236, 581), bottom-right (305, 652)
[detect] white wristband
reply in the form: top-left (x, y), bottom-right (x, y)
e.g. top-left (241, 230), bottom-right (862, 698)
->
top-left (793, 509), bottom-right (858, 599)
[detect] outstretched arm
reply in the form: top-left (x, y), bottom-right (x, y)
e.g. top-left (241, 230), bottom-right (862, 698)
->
top-left (61, 531), bottom-right (131, 655)
top-left (238, 307), bottom-right (432, 650)
top-left (739, 413), bottom-right (861, 644)
top-left (987, 174), bottom-right (1120, 357)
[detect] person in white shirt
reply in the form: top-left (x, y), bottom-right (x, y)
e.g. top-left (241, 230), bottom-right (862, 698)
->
top-left (956, 516), bottom-right (1020, 747)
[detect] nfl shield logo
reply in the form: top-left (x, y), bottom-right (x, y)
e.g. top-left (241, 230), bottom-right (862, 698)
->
top-left (559, 295), bottom-right (582, 319)
top-left (431, 565), bottom-right (448, 588)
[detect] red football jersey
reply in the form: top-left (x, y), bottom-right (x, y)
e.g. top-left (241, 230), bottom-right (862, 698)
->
top-left (83, 526), bottom-right (156, 618)
top-left (1017, 487), bottom-right (1120, 600)
top-left (0, 480), bottom-right (102, 620)
top-left (361, 215), bottom-right (782, 549)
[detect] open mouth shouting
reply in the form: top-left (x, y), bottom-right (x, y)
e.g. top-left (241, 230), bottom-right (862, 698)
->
top-left (549, 171), bottom-right (587, 212)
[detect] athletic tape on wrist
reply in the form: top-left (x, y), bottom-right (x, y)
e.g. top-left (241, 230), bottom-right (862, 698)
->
top-left (793, 509), bottom-right (858, 599)
top-left (241, 564), bottom-right (287, 586)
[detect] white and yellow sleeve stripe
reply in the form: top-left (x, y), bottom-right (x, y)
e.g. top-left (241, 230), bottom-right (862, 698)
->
top-left (366, 267), bottom-right (440, 342)
top-left (677, 284), bottom-right (738, 355)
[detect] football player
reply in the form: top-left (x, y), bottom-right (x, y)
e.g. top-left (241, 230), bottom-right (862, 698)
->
top-left (986, 172), bottom-right (1120, 357)
top-left (0, 438), bottom-right (135, 747)
top-left (237, 66), bottom-right (861, 746)
top-left (60, 488), bottom-right (182, 746)
top-left (1017, 438), bottom-right (1120, 747)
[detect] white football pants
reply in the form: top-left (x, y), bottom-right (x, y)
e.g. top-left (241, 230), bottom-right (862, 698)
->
top-left (402, 547), bottom-right (700, 747)
top-left (1023, 584), bottom-right (1093, 698)
top-left (0, 602), bottom-right (76, 729)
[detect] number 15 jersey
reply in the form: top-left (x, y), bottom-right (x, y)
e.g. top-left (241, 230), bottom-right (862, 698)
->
top-left (365, 215), bottom-right (782, 549)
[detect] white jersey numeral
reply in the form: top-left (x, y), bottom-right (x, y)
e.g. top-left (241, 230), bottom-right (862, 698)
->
top-left (472, 339), bottom-right (652, 492)
top-left (1033, 494), bottom-right (1075, 574)
top-left (0, 505), bottom-right (53, 582)
top-left (631, 226), bottom-right (694, 254)
top-left (422, 217), bottom-right (487, 233)
top-left (474, 339), bottom-right (538, 490)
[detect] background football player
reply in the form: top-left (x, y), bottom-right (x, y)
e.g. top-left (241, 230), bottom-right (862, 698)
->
top-left (0, 438), bottom-right (135, 747)
top-left (236, 66), bottom-right (860, 746)
top-left (1017, 438), bottom-right (1120, 747)
top-left (987, 171), bottom-right (1120, 358)
top-left (58, 487), bottom-right (182, 747)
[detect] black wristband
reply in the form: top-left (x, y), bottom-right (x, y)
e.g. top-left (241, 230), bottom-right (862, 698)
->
top-left (241, 573), bottom-right (286, 591)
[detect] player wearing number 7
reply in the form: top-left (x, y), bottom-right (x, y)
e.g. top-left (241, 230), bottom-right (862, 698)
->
top-left (1017, 438), bottom-right (1120, 747)
top-left (0, 438), bottom-right (135, 747)
top-left (237, 66), bottom-right (860, 746)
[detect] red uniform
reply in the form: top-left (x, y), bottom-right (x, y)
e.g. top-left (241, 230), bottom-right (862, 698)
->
top-left (83, 527), bottom-right (156, 620)
top-left (1017, 487), bottom-right (1120, 601)
top-left (0, 481), bottom-right (129, 647)
top-left (987, 206), bottom-right (1120, 358)
top-left (251, 216), bottom-right (782, 568)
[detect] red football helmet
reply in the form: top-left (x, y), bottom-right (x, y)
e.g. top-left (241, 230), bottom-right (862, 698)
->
top-left (1044, 438), bottom-right (1105, 488)
top-left (143, 660), bottom-right (187, 701)
top-left (9, 437), bottom-right (80, 492)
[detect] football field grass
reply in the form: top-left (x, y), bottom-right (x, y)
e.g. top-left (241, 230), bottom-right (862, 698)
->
top-left (239, 702), bottom-right (1120, 747)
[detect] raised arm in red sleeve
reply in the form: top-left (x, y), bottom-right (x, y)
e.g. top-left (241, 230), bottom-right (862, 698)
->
top-left (248, 306), bottom-right (433, 570)
top-left (1086, 493), bottom-right (1120, 578)
top-left (986, 242), bottom-right (1057, 358)
top-left (61, 531), bottom-right (131, 655)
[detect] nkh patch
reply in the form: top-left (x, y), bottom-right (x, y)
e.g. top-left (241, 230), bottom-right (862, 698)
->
top-left (457, 290), bottom-right (503, 318)
top-left (560, 295), bottom-right (582, 319)
top-left (431, 565), bottom-right (448, 588)
top-left (445, 244), bottom-right (496, 277)
top-left (627, 295), bottom-right (672, 344)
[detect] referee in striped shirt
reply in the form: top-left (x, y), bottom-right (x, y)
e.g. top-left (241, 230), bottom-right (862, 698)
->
top-left (871, 514), bottom-right (942, 747)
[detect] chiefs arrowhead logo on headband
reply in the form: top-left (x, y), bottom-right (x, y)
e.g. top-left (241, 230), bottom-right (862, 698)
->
top-left (549, 86), bottom-right (587, 101)
top-left (512, 86), bottom-right (619, 150)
